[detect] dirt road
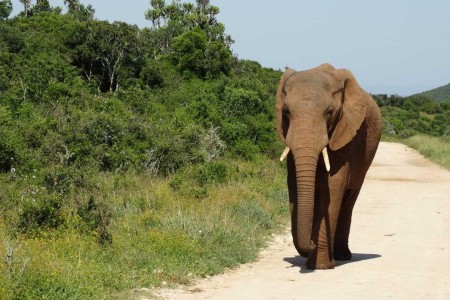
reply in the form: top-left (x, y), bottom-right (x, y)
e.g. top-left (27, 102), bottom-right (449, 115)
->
top-left (152, 142), bottom-right (450, 300)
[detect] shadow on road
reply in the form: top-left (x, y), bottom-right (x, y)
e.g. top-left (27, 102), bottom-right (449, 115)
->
top-left (283, 253), bottom-right (381, 273)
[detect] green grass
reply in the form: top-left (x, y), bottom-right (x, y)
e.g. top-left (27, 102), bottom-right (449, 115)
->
top-left (401, 135), bottom-right (450, 170)
top-left (0, 157), bottom-right (289, 299)
top-left (382, 134), bottom-right (450, 170)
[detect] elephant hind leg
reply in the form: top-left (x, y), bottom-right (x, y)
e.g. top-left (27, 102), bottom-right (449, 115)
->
top-left (333, 189), bottom-right (360, 261)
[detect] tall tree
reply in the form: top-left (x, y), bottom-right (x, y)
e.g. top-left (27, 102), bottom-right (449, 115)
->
top-left (32, 0), bottom-right (52, 14)
top-left (19, 0), bottom-right (31, 17)
top-left (182, 2), bottom-right (194, 15)
top-left (145, 0), bottom-right (166, 28)
top-left (196, 0), bottom-right (209, 14)
top-left (171, 26), bottom-right (231, 78)
top-left (80, 21), bottom-right (140, 93)
top-left (0, 0), bottom-right (13, 20)
top-left (64, 0), bottom-right (80, 13)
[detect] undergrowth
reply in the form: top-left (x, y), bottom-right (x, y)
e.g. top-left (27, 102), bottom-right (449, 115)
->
top-left (0, 157), bottom-right (289, 299)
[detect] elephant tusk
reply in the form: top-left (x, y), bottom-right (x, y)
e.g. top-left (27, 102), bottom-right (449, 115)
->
top-left (322, 147), bottom-right (331, 172)
top-left (280, 146), bottom-right (290, 162)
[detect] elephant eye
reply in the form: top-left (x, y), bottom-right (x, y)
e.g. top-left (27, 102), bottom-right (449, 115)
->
top-left (282, 106), bottom-right (290, 118)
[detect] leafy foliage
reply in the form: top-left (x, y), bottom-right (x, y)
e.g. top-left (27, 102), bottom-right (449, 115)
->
top-left (0, 0), bottom-right (12, 20)
top-left (372, 94), bottom-right (450, 138)
top-left (0, 2), bottom-right (285, 298)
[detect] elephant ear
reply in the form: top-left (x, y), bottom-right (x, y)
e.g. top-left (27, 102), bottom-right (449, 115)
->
top-left (329, 69), bottom-right (367, 151)
top-left (275, 68), bottom-right (296, 144)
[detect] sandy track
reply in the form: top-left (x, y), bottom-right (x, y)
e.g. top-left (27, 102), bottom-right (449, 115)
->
top-left (151, 142), bottom-right (450, 300)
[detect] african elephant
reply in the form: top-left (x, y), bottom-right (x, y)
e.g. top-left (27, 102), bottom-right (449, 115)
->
top-left (275, 64), bottom-right (381, 269)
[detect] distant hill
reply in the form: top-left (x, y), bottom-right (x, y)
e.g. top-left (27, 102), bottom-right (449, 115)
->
top-left (415, 83), bottom-right (450, 101)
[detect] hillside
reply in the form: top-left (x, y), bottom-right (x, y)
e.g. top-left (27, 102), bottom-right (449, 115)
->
top-left (415, 82), bottom-right (450, 101)
top-left (0, 1), bottom-right (286, 299)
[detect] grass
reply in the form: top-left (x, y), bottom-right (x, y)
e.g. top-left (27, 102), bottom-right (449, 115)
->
top-left (382, 134), bottom-right (450, 170)
top-left (0, 157), bottom-right (290, 299)
top-left (4, 133), bottom-right (449, 299)
top-left (401, 135), bottom-right (450, 170)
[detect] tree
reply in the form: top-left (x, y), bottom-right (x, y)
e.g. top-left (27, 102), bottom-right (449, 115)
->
top-left (64, 0), bottom-right (80, 13)
top-left (196, 0), bottom-right (209, 14)
top-left (182, 2), bottom-right (194, 15)
top-left (145, 0), bottom-right (167, 28)
top-left (171, 26), bottom-right (231, 78)
top-left (19, 0), bottom-right (31, 17)
top-left (172, 27), bottom-right (207, 77)
top-left (73, 21), bottom-right (140, 93)
top-left (30, 0), bottom-right (52, 15)
top-left (0, 0), bottom-right (12, 20)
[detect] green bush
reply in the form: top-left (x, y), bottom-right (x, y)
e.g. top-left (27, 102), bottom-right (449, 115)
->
top-left (140, 59), bottom-right (165, 88)
top-left (77, 196), bottom-right (112, 245)
top-left (19, 193), bottom-right (64, 233)
top-left (221, 121), bottom-right (249, 145)
top-left (42, 165), bottom-right (96, 195)
top-left (222, 86), bottom-right (264, 117)
top-left (195, 162), bottom-right (228, 186)
top-left (0, 105), bottom-right (21, 171)
top-left (233, 140), bottom-right (260, 161)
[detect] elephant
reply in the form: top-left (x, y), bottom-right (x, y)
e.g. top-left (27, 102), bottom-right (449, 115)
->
top-left (275, 64), bottom-right (382, 269)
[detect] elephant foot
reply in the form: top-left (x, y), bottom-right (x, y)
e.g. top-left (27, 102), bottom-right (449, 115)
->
top-left (333, 246), bottom-right (352, 261)
top-left (298, 250), bottom-right (309, 258)
top-left (306, 251), bottom-right (336, 270)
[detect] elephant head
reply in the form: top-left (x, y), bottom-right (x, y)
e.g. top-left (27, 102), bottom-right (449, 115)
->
top-left (275, 64), bottom-right (367, 256)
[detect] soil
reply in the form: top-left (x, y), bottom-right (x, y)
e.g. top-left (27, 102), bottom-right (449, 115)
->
top-left (147, 142), bottom-right (450, 300)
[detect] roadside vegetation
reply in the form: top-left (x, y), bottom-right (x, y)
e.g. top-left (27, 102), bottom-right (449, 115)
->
top-left (1, 1), bottom-right (449, 299)
top-left (373, 94), bottom-right (450, 169)
top-left (0, 1), bottom-right (290, 299)
top-left (394, 135), bottom-right (450, 170)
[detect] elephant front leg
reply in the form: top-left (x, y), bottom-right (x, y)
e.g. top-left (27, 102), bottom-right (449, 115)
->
top-left (307, 166), bottom-right (348, 269)
top-left (333, 189), bottom-right (361, 260)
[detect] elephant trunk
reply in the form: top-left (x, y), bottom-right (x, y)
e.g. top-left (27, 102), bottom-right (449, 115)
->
top-left (291, 146), bottom-right (322, 257)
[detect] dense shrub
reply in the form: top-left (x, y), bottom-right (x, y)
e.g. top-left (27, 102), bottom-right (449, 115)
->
top-left (195, 161), bottom-right (228, 186)
top-left (19, 193), bottom-right (64, 233)
top-left (374, 93), bottom-right (450, 138)
top-left (77, 196), bottom-right (112, 245)
top-left (233, 140), bottom-right (260, 161)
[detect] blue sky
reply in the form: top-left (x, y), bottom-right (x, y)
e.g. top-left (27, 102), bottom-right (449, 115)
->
top-left (11, 0), bottom-right (450, 95)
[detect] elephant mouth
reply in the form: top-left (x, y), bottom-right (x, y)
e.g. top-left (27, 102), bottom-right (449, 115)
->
top-left (280, 146), bottom-right (331, 172)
